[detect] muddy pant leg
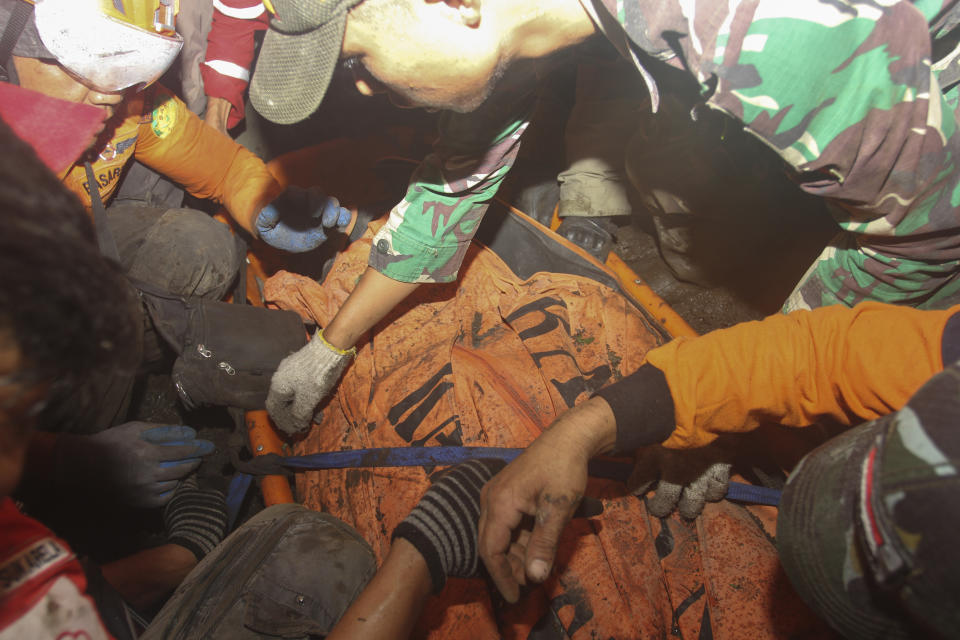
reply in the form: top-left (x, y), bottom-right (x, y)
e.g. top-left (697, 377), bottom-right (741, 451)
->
top-left (558, 51), bottom-right (645, 219)
top-left (106, 204), bottom-right (241, 300)
top-left (141, 504), bottom-right (377, 640)
top-left (40, 206), bottom-right (241, 433)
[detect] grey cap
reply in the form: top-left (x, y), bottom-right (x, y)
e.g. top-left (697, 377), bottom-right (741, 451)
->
top-left (0, 0), bottom-right (53, 60)
top-left (249, 0), bottom-right (363, 125)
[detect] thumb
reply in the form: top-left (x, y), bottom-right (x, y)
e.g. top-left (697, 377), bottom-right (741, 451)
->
top-left (319, 196), bottom-right (344, 227)
top-left (336, 206), bottom-right (352, 229)
top-left (256, 202), bottom-right (280, 229)
top-left (526, 492), bottom-right (579, 583)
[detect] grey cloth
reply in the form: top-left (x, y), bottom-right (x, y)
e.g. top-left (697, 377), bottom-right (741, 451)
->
top-left (142, 503), bottom-right (377, 640)
top-left (175, 0), bottom-right (215, 116)
top-left (41, 205), bottom-right (240, 434)
top-left (0, 0), bottom-right (52, 59)
top-left (112, 162), bottom-right (185, 211)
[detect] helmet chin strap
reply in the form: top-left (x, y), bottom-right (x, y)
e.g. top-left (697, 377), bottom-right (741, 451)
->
top-left (0, 1), bottom-right (33, 84)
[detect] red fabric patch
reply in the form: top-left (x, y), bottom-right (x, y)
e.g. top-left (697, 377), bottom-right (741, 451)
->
top-left (0, 84), bottom-right (106, 173)
top-left (864, 447), bottom-right (885, 547)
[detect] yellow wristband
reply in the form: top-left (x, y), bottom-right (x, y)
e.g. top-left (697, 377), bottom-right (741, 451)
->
top-left (316, 328), bottom-right (357, 357)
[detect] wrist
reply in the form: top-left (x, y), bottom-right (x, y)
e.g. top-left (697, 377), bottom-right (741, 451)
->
top-left (321, 317), bottom-right (359, 352)
top-left (594, 363), bottom-right (675, 453)
top-left (385, 537), bottom-right (434, 599)
top-left (553, 397), bottom-right (618, 459)
top-left (314, 328), bottom-right (356, 357)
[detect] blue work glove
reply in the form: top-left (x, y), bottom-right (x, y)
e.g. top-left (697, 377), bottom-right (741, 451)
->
top-left (58, 422), bottom-right (215, 509)
top-left (255, 185), bottom-right (352, 253)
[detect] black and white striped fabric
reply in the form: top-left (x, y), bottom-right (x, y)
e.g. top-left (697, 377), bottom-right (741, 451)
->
top-left (163, 477), bottom-right (228, 561)
top-left (393, 459), bottom-right (506, 592)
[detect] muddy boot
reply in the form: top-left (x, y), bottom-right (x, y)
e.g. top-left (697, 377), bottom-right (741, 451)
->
top-left (644, 190), bottom-right (713, 286)
top-left (555, 215), bottom-right (618, 262)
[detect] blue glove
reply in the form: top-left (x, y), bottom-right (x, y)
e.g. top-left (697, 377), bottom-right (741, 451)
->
top-left (58, 422), bottom-right (215, 509)
top-left (255, 185), bottom-right (352, 253)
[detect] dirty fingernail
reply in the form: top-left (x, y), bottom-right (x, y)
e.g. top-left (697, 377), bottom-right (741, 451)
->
top-left (529, 559), bottom-right (549, 581)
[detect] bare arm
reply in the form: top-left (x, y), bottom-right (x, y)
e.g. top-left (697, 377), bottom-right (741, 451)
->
top-left (479, 397), bottom-right (616, 603)
top-left (322, 267), bottom-right (420, 350)
top-left (326, 538), bottom-right (433, 640)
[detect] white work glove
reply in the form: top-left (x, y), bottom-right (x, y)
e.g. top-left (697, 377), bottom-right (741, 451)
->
top-left (265, 329), bottom-right (355, 436)
top-left (628, 443), bottom-right (732, 519)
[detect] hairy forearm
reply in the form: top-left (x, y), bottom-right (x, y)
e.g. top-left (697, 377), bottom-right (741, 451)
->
top-left (322, 267), bottom-right (420, 350)
top-left (326, 538), bottom-right (433, 640)
top-left (203, 96), bottom-right (232, 134)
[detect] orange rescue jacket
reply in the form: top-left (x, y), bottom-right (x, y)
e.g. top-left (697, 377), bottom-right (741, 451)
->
top-left (59, 84), bottom-right (281, 235)
top-left (645, 302), bottom-right (958, 449)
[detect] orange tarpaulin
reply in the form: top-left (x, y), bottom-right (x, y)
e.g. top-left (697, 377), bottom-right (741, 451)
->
top-left (263, 210), bottom-right (834, 639)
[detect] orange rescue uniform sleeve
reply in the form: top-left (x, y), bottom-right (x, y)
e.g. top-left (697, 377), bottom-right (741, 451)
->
top-left (133, 85), bottom-right (282, 234)
top-left (598, 302), bottom-right (957, 451)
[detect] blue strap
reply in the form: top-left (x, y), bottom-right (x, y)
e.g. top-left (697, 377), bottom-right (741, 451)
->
top-left (226, 472), bottom-right (253, 530)
top-left (283, 447), bottom-right (524, 469)
top-left (724, 481), bottom-right (781, 506)
top-left (279, 446), bottom-right (781, 506)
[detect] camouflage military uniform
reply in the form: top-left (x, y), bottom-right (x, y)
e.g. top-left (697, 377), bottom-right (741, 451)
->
top-left (368, 89), bottom-right (533, 283)
top-left (372, 0), bottom-right (960, 311)
top-left (587, 0), bottom-right (960, 310)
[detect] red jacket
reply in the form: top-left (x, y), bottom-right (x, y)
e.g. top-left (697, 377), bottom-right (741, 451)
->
top-left (201, 0), bottom-right (268, 128)
top-left (0, 498), bottom-right (112, 639)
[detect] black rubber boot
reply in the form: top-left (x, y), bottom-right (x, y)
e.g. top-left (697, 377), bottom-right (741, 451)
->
top-left (555, 215), bottom-right (618, 262)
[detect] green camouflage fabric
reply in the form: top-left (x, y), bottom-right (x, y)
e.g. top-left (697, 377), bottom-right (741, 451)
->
top-left (587, 0), bottom-right (960, 311)
top-left (368, 91), bottom-right (533, 283)
top-left (778, 360), bottom-right (960, 639)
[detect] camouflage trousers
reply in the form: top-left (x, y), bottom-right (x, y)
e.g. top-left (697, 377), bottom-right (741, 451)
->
top-left (624, 89), bottom-right (960, 313)
top-left (782, 230), bottom-right (960, 312)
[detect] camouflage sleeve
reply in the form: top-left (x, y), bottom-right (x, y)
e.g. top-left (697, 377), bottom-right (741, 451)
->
top-left (594, 0), bottom-right (960, 309)
top-left (368, 93), bottom-right (533, 283)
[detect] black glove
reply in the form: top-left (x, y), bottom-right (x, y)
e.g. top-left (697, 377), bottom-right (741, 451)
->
top-left (393, 459), bottom-right (506, 592)
top-left (163, 477), bottom-right (228, 561)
